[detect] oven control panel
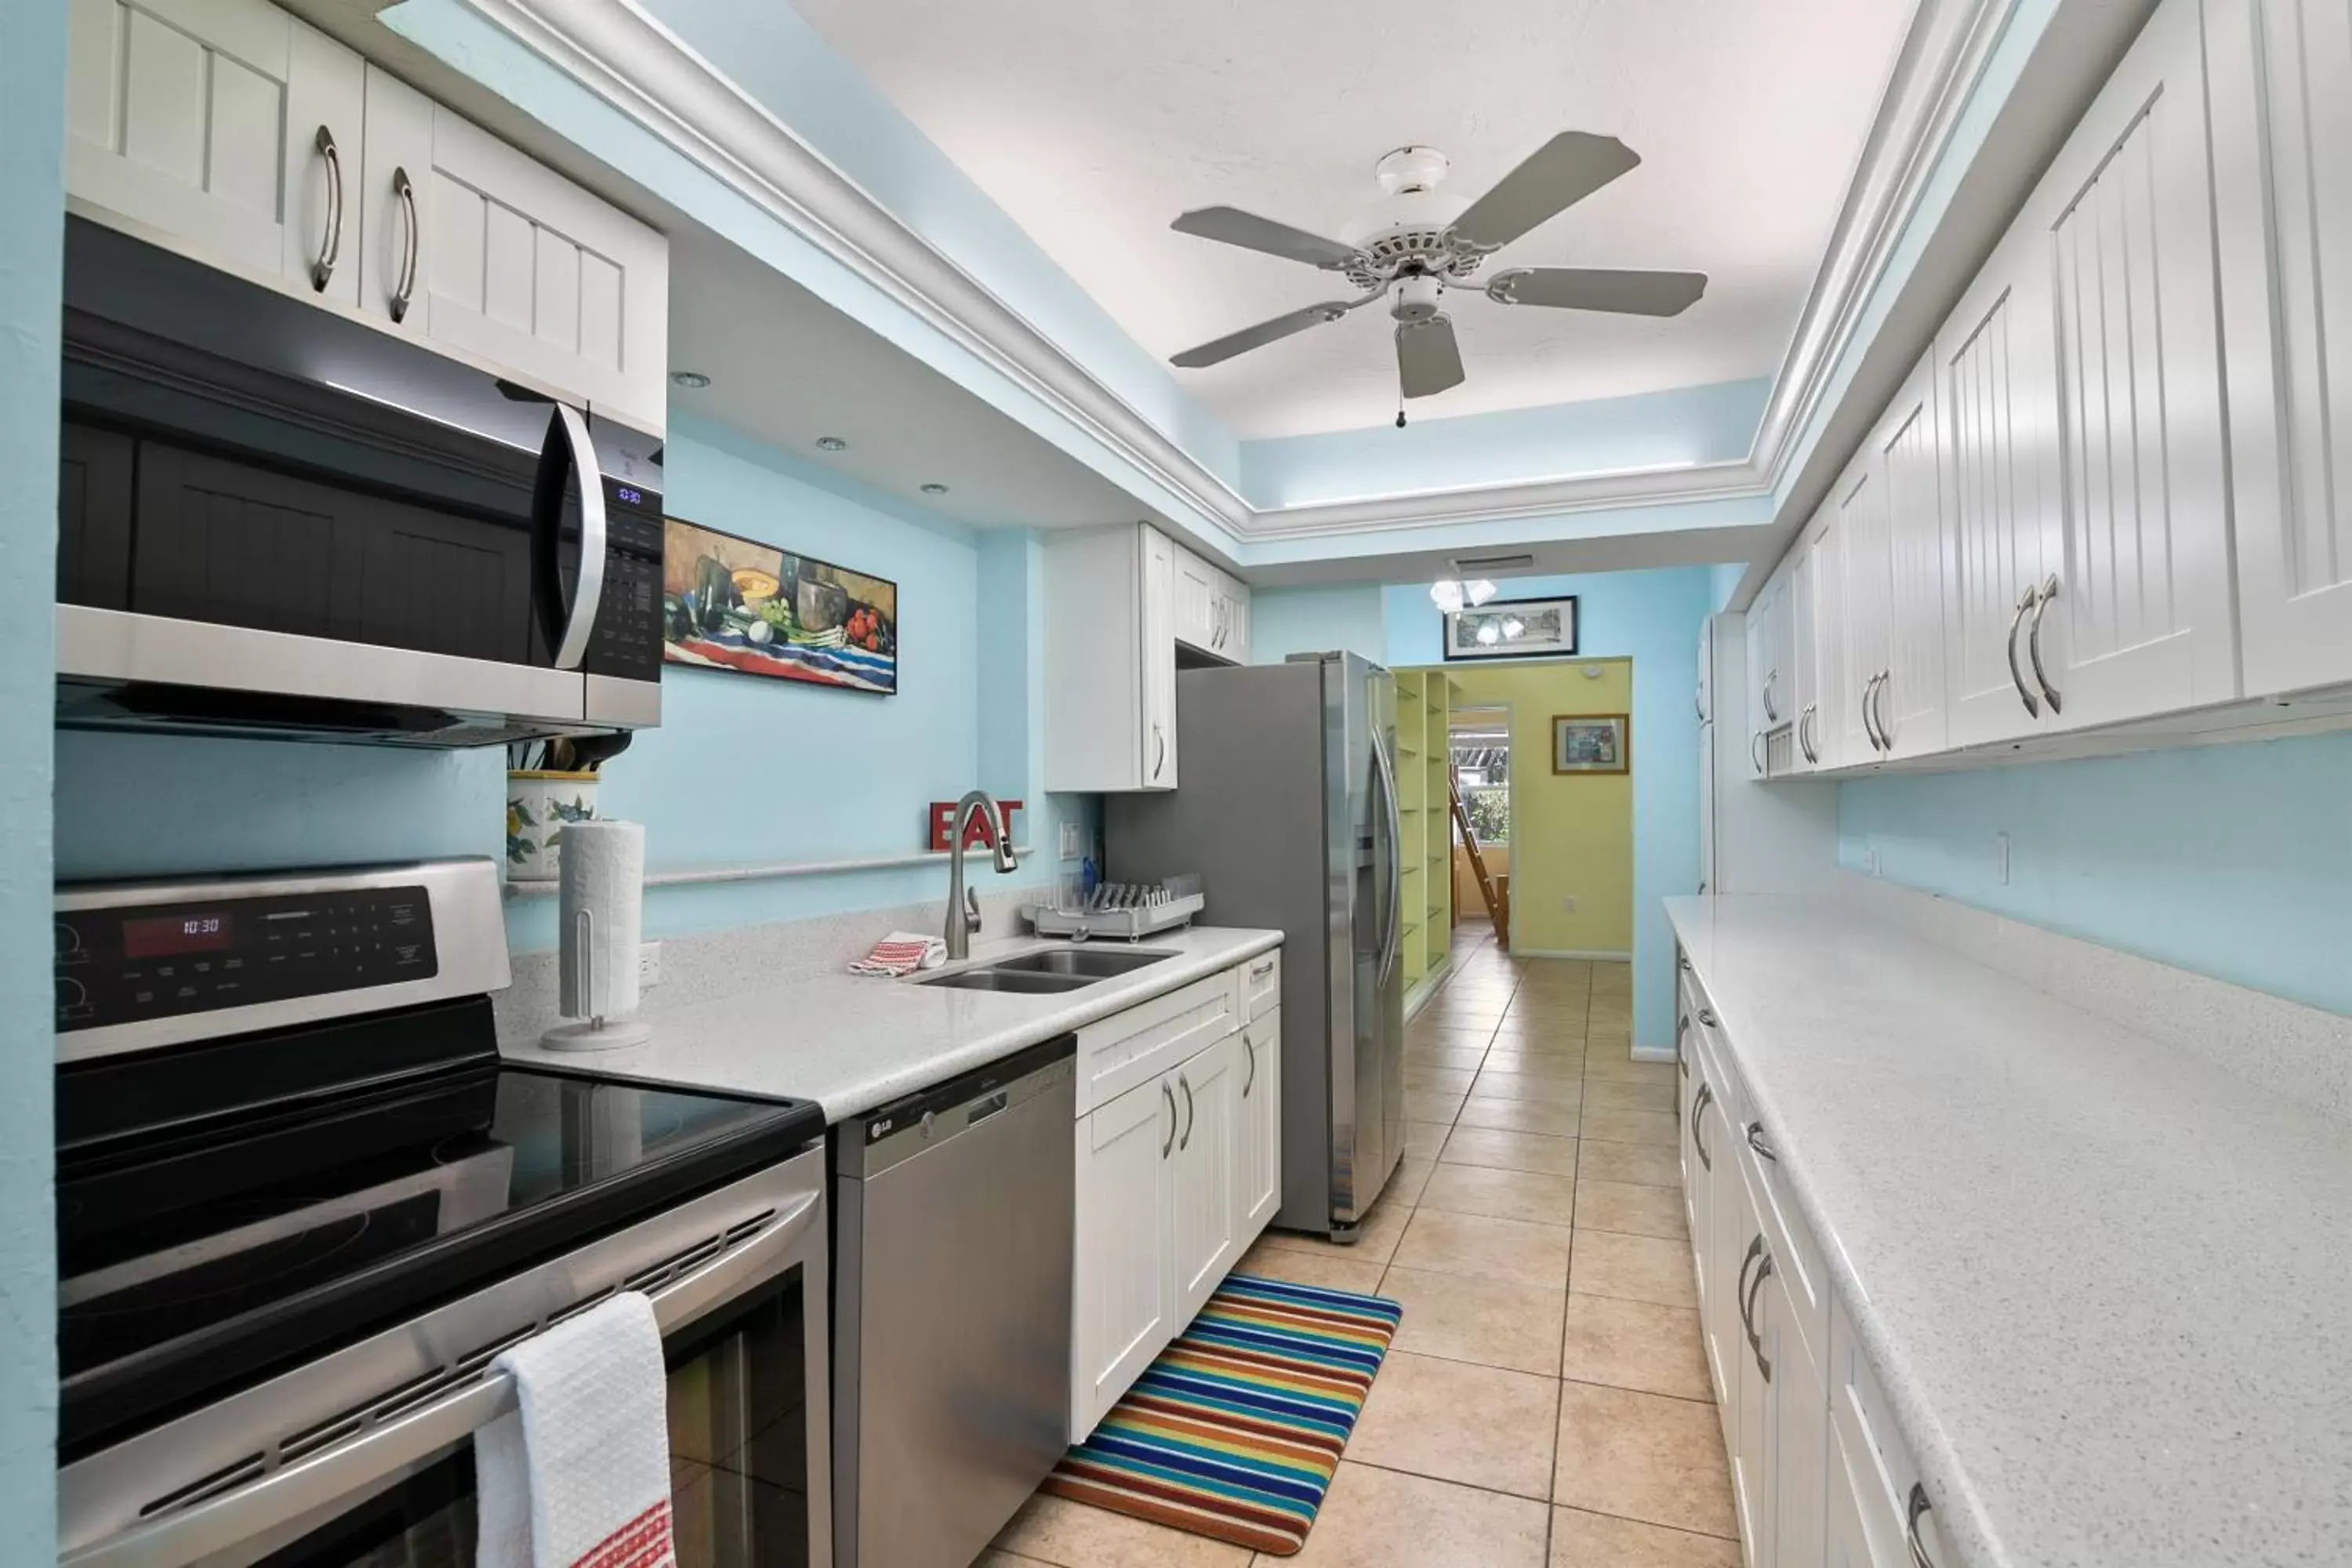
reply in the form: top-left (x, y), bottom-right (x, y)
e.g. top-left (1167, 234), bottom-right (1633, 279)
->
top-left (54, 884), bottom-right (437, 1034)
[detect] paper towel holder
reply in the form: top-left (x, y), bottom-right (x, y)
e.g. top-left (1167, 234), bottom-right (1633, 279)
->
top-left (541, 903), bottom-right (653, 1051)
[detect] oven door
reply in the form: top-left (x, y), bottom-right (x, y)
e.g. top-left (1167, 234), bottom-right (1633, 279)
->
top-left (57, 1150), bottom-right (829, 1568)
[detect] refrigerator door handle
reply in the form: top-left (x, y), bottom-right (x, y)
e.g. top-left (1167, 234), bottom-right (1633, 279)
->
top-left (1370, 720), bottom-right (1405, 985)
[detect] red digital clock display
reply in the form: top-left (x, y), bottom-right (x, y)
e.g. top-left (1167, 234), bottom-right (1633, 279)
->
top-left (122, 912), bottom-right (235, 959)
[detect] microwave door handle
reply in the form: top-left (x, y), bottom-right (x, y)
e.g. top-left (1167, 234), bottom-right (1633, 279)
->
top-left (532, 403), bottom-right (608, 672)
top-left (61, 1187), bottom-right (821, 1568)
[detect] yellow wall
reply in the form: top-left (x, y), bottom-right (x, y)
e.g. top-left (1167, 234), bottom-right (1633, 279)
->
top-left (1428, 659), bottom-right (1634, 956)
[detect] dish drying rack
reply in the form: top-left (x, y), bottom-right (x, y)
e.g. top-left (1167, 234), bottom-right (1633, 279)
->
top-left (1028, 875), bottom-right (1204, 942)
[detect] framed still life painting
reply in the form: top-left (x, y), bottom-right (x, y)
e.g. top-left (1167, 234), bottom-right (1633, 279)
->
top-left (1553, 713), bottom-right (1630, 775)
top-left (661, 517), bottom-right (898, 695)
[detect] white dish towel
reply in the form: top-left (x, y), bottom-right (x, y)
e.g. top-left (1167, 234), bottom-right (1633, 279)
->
top-left (476, 1291), bottom-right (677, 1568)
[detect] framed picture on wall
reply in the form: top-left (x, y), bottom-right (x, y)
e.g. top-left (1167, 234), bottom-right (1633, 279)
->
top-left (1443, 595), bottom-right (1577, 662)
top-left (1552, 713), bottom-right (1629, 774)
top-left (660, 516), bottom-right (898, 695)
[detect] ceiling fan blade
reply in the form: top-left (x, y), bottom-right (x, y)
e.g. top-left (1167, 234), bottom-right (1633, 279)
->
top-left (1487, 267), bottom-right (1708, 317)
top-left (1171, 299), bottom-right (1356, 368)
top-left (1450, 132), bottom-right (1642, 252)
top-left (1171, 206), bottom-right (1361, 268)
top-left (1396, 314), bottom-right (1465, 400)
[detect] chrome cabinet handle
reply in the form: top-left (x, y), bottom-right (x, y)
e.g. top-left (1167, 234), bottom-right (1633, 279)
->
top-left (2028, 574), bottom-right (2062, 715)
top-left (2005, 584), bottom-right (2042, 717)
top-left (390, 166), bottom-right (419, 323)
top-left (1250, 958), bottom-right (1276, 978)
top-left (1745, 1120), bottom-right (1777, 1162)
top-left (1675, 1014), bottom-right (1690, 1078)
top-left (1734, 1234), bottom-right (1764, 1332)
top-left (1751, 730), bottom-right (1766, 775)
top-left (1242, 1033), bottom-right (1257, 1098)
top-left (309, 125), bottom-right (343, 291)
top-left (1698, 1007), bottom-right (1717, 1026)
top-left (1696, 684), bottom-right (1706, 723)
top-left (1762, 668), bottom-right (1779, 722)
top-left (1178, 1073), bottom-right (1195, 1152)
top-left (1679, 956), bottom-right (1693, 972)
top-left (1860, 674), bottom-right (1883, 751)
top-left (1690, 1083), bottom-right (1714, 1169)
top-left (1153, 723), bottom-right (1167, 780)
top-left (1160, 1081), bottom-right (1177, 1158)
top-left (1743, 1243), bottom-right (1776, 1381)
top-left (1906, 1484), bottom-right (1937, 1568)
top-left (1873, 670), bottom-right (1895, 752)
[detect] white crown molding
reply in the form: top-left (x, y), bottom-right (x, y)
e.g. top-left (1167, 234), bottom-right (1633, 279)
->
top-left (451, 0), bottom-right (2013, 550)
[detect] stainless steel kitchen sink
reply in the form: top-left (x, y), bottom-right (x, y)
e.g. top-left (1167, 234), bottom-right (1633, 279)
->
top-left (989, 948), bottom-right (1179, 979)
top-left (919, 967), bottom-right (1096, 995)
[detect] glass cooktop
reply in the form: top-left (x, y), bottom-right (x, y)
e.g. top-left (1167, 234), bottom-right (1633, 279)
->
top-left (56, 996), bottom-right (823, 1460)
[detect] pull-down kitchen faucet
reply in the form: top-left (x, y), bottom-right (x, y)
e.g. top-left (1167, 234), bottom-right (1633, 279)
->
top-left (944, 790), bottom-right (1018, 960)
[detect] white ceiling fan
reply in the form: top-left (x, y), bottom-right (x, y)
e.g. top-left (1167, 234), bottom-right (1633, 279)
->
top-left (1166, 134), bottom-right (1708, 412)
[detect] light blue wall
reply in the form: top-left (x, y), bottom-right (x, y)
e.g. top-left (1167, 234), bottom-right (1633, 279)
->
top-left (54, 415), bottom-right (1078, 953)
top-left (1242, 379), bottom-right (1769, 510)
top-left (0, 0), bottom-right (62, 1543)
top-left (1840, 735), bottom-right (2352, 1016)
top-left (1384, 569), bottom-right (1713, 1049)
top-left (1249, 586), bottom-right (1388, 666)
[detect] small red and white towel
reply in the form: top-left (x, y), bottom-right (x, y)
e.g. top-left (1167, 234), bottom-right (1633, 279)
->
top-left (476, 1292), bottom-right (676, 1568)
top-left (848, 931), bottom-right (949, 977)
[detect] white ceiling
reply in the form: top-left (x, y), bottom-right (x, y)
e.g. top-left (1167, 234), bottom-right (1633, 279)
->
top-left (667, 228), bottom-right (1163, 532)
top-left (795, 0), bottom-right (1918, 441)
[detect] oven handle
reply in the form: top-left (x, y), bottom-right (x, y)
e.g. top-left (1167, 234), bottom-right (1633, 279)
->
top-left (61, 1186), bottom-right (821, 1568)
top-left (531, 403), bottom-right (609, 672)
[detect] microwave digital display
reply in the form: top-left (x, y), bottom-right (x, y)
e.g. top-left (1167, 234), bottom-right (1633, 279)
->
top-left (122, 913), bottom-right (234, 959)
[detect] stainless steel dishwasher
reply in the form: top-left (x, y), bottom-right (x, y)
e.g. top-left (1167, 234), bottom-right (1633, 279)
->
top-left (832, 1033), bottom-right (1075, 1568)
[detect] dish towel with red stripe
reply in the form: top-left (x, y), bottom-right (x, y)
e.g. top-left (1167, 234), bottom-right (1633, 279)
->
top-left (475, 1291), bottom-right (676, 1568)
top-left (848, 931), bottom-right (949, 976)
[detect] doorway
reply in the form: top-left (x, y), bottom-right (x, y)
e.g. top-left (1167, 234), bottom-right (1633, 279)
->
top-left (1449, 705), bottom-right (1512, 942)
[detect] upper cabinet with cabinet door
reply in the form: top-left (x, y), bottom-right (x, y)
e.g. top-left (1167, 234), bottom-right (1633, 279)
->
top-left (65, 0), bottom-right (670, 436)
top-left (1046, 524), bottom-right (1181, 791)
top-left (2029, 0), bottom-right (2238, 728)
top-left (1788, 504), bottom-right (1842, 771)
top-left (67, 0), bottom-right (365, 308)
top-left (1171, 541), bottom-right (1253, 664)
top-left (2207, 0), bottom-right (2352, 698)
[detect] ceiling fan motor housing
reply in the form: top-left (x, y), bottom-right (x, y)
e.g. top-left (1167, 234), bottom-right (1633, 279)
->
top-left (1391, 274), bottom-right (1445, 322)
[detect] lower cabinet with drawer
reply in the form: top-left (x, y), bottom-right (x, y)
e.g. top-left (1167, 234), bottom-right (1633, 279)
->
top-left (1678, 945), bottom-right (1927, 1568)
top-left (1071, 948), bottom-right (1283, 1438)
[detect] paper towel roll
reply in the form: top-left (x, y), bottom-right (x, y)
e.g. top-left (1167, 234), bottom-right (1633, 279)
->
top-left (558, 819), bottom-right (644, 1021)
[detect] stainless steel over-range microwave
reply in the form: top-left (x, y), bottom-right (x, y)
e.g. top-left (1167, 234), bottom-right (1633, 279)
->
top-left (54, 218), bottom-right (666, 747)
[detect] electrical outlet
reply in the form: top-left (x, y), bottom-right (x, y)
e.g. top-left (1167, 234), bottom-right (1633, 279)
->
top-left (1058, 821), bottom-right (1083, 860)
top-left (1995, 832), bottom-right (2010, 885)
top-left (638, 941), bottom-right (662, 989)
top-left (1561, 895), bottom-right (1578, 913)
top-left (1865, 839), bottom-right (1883, 877)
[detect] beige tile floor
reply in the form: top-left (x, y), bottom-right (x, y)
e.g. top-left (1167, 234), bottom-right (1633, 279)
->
top-left (987, 929), bottom-right (1739, 1568)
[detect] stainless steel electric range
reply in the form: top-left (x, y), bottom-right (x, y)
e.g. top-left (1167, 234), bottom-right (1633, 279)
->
top-left (52, 858), bottom-right (831, 1568)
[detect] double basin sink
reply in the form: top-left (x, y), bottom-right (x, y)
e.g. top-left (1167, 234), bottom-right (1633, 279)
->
top-left (920, 946), bottom-right (1177, 994)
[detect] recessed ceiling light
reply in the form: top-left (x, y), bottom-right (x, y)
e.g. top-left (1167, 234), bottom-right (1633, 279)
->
top-left (670, 371), bottom-right (710, 389)
top-left (920, 482), bottom-right (949, 495)
top-left (815, 435), bottom-right (848, 452)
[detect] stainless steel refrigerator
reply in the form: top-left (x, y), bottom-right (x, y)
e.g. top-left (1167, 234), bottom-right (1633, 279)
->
top-left (1105, 650), bottom-right (1406, 1240)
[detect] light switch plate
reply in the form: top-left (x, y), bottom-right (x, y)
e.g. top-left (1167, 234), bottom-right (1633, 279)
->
top-left (1058, 822), bottom-right (1084, 860)
top-left (639, 941), bottom-right (662, 988)
top-left (1562, 895), bottom-right (1578, 913)
top-left (1995, 832), bottom-right (2010, 885)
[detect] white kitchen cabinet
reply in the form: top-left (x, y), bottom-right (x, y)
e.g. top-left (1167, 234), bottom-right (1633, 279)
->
top-left (2032, 0), bottom-right (2238, 728)
top-left (1044, 524), bottom-right (1181, 792)
top-left (1937, 215), bottom-right (2063, 750)
top-left (67, 0), bottom-right (363, 304)
top-left (1788, 506), bottom-right (1841, 771)
top-left (1237, 1011), bottom-right (1282, 1234)
top-left (1762, 1268), bottom-right (1829, 1568)
top-left (1073, 1071), bottom-right (1178, 1437)
top-left (1213, 570), bottom-right (1252, 663)
top-left (1744, 570), bottom-right (1793, 778)
top-left (1070, 951), bottom-right (1282, 1438)
top-left (419, 107), bottom-right (669, 434)
top-left (1835, 446), bottom-right (1891, 765)
top-left (1170, 1031), bottom-right (1240, 1323)
top-left (1829, 1294), bottom-right (1947, 1568)
top-left (1174, 545), bottom-right (1218, 654)
top-left (2208, 0), bottom-right (2352, 698)
top-left (1877, 352), bottom-right (1949, 760)
top-left (357, 64), bottom-right (433, 336)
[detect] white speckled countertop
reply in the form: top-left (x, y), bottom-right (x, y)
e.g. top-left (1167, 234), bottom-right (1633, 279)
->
top-left (1666, 895), bottom-right (2352, 1568)
top-left (498, 925), bottom-right (1282, 1123)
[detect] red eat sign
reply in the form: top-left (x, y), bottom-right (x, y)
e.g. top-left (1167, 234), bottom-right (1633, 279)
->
top-left (927, 799), bottom-right (1023, 853)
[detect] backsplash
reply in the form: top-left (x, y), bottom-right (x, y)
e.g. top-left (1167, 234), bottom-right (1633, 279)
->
top-left (1839, 731), bottom-right (2352, 1017)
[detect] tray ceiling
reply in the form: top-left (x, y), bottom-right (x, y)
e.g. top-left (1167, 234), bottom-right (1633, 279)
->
top-left (795, 0), bottom-right (1918, 440)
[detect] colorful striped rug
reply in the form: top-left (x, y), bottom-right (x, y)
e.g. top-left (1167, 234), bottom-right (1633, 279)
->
top-left (1041, 1273), bottom-right (1403, 1555)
